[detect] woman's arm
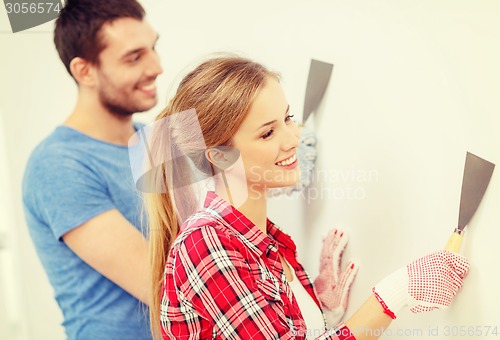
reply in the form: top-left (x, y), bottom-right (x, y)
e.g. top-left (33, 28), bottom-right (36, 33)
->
top-left (344, 294), bottom-right (392, 340)
top-left (336, 250), bottom-right (469, 340)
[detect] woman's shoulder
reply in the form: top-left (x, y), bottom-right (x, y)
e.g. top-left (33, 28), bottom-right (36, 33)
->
top-left (170, 211), bottom-right (237, 256)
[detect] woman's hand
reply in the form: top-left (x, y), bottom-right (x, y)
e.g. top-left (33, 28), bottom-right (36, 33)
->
top-left (373, 250), bottom-right (470, 318)
top-left (314, 228), bottom-right (359, 327)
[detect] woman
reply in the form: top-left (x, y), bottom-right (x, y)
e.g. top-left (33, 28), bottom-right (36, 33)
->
top-left (145, 55), bottom-right (469, 339)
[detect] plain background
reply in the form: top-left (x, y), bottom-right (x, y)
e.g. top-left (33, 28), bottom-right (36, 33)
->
top-left (1, 1), bottom-right (499, 339)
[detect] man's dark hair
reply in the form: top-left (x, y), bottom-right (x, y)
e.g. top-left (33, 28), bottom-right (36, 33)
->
top-left (54, 0), bottom-right (145, 78)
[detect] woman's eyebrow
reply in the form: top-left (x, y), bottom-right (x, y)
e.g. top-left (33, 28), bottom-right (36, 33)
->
top-left (255, 105), bottom-right (290, 131)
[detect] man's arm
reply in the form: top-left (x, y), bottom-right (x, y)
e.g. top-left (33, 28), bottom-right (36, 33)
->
top-left (62, 209), bottom-right (149, 305)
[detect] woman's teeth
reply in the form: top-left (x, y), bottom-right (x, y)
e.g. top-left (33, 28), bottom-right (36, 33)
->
top-left (276, 154), bottom-right (296, 166)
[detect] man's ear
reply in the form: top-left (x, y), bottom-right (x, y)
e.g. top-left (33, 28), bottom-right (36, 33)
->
top-left (69, 57), bottom-right (96, 87)
top-left (205, 146), bottom-right (240, 171)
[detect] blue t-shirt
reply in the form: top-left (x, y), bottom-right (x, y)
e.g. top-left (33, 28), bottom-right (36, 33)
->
top-left (22, 125), bottom-right (151, 340)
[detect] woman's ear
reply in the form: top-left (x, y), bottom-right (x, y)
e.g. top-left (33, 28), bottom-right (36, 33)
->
top-left (205, 147), bottom-right (240, 171)
top-left (205, 147), bottom-right (225, 171)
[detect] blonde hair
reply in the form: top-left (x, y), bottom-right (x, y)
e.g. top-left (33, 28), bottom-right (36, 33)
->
top-left (145, 55), bottom-right (278, 338)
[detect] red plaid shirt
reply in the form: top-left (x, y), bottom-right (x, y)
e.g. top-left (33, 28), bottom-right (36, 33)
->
top-left (160, 192), bottom-right (354, 340)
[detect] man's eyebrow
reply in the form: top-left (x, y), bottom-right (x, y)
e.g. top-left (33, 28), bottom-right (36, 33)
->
top-left (121, 34), bottom-right (159, 59)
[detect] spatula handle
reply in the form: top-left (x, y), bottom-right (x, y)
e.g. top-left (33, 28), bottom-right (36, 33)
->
top-left (445, 229), bottom-right (463, 253)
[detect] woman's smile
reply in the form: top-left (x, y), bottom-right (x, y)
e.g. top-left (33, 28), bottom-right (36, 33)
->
top-left (275, 154), bottom-right (298, 169)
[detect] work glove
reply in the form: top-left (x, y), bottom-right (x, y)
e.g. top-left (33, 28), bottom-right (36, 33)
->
top-left (295, 125), bottom-right (317, 191)
top-left (372, 250), bottom-right (470, 319)
top-left (269, 125), bottom-right (317, 196)
top-left (313, 229), bottom-right (359, 328)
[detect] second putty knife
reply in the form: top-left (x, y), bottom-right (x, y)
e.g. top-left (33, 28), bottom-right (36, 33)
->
top-left (445, 152), bottom-right (495, 252)
top-left (302, 59), bottom-right (333, 124)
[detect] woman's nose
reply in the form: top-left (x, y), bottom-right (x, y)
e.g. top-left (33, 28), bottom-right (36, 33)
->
top-left (281, 124), bottom-right (300, 151)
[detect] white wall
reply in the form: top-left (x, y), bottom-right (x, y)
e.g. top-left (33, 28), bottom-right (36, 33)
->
top-left (0, 111), bottom-right (30, 340)
top-left (1, 1), bottom-right (499, 339)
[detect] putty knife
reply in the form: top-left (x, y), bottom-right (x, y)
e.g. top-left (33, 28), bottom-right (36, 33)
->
top-left (445, 152), bottom-right (495, 252)
top-left (302, 59), bottom-right (333, 123)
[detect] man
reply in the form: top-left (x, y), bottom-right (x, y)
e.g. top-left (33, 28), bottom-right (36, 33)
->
top-left (22, 0), bottom-right (162, 338)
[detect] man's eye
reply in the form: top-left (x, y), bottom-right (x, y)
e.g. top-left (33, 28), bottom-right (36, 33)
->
top-left (262, 129), bottom-right (274, 139)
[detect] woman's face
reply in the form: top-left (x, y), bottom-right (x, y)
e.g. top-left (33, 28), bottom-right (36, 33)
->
top-left (230, 77), bottom-right (300, 193)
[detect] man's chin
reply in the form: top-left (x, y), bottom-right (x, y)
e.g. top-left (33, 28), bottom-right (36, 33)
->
top-left (126, 100), bottom-right (158, 116)
top-left (137, 97), bottom-right (158, 112)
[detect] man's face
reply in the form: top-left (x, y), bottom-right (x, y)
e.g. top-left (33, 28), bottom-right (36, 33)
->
top-left (93, 18), bottom-right (163, 117)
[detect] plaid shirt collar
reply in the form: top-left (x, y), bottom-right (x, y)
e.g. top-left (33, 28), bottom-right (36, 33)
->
top-left (201, 191), bottom-right (298, 262)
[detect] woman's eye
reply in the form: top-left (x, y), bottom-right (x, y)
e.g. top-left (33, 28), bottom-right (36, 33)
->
top-left (285, 114), bottom-right (295, 123)
top-left (128, 54), bottom-right (142, 63)
top-left (262, 129), bottom-right (274, 139)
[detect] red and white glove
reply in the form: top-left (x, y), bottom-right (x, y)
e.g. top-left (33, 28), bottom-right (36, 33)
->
top-left (313, 229), bottom-right (359, 328)
top-left (372, 250), bottom-right (470, 319)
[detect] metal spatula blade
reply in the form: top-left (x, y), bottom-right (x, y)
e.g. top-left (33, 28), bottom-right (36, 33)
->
top-left (302, 59), bottom-right (333, 123)
top-left (445, 152), bottom-right (495, 252)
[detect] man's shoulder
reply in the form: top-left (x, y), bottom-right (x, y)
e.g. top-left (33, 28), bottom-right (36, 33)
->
top-left (23, 126), bottom-right (103, 189)
top-left (30, 122), bottom-right (146, 159)
top-left (29, 126), bottom-right (91, 161)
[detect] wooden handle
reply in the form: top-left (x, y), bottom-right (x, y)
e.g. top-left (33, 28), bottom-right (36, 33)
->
top-left (445, 231), bottom-right (463, 253)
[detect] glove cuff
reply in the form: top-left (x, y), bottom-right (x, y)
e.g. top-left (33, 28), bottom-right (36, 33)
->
top-left (322, 308), bottom-right (343, 329)
top-left (372, 266), bottom-right (410, 319)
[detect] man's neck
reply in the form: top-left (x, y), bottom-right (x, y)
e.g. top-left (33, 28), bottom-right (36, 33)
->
top-left (64, 96), bottom-right (137, 146)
